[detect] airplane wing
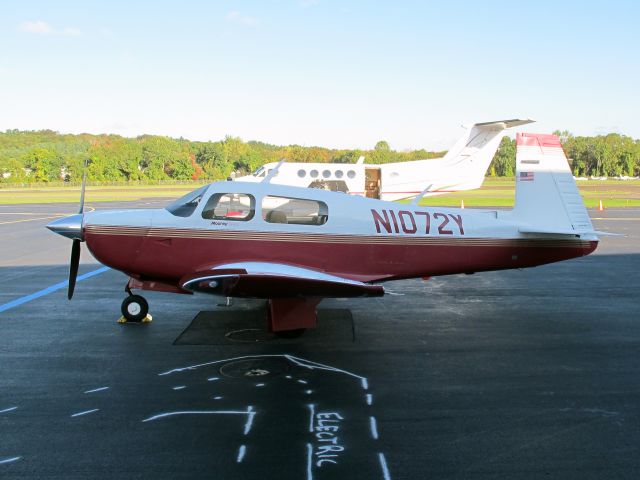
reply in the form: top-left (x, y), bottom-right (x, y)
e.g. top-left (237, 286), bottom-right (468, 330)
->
top-left (180, 262), bottom-right (385, 298)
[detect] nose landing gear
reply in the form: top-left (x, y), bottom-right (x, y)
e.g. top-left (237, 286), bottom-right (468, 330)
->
top-left (119, 294), bottom-right (152, 323)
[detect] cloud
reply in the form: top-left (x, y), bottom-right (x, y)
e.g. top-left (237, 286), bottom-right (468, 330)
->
top-left (61, 27), bottom-right (82, 36)
top-left (19, 20), bottom-right (53, 35)
top-left (18, 20), bottom-right (81, 36)
top-left (225, 11), bottom-right (259, 27)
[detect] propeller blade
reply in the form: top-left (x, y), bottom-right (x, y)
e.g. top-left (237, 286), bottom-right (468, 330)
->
top-left (68, 239), bottom-right (81, 299)
top-left (78, 162), bottom-right (87, 214)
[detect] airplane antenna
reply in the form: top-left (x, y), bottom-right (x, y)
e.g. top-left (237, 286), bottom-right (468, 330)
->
top-left (78, 158), bottom-right (88, 214)
top-left (410, 184), bottom-right (434, 206)
top-left (262, 159), bottom-right (285, 183)
top-left (356, 156), bottom-right (365, 164)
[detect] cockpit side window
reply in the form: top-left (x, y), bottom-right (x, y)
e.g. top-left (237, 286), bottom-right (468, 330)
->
top-left (165, 185), bottom-right (208, 217)
top-left (262, 195), bottom-right (328, 226)
top-left (202, 193), bottom-right (255, 221)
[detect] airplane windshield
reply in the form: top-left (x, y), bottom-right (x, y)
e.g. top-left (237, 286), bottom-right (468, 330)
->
top-left (253, 167), bottom-right (265, 177)
top-left (165, 185), bottom-right (208, 217)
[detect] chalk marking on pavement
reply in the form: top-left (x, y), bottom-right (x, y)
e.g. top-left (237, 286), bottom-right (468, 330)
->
top-left (84, 387), bottom-right (109, 394)
top-left (243, 406), bottom-right (256, 435)
top-left (370, 416), bottom-right (379, 440)
top-left (307, 404), bottom-right (315, 433)
top-left (159, 354), bottom-right (369, 384)
top-left (71, 409), bottom-right (99, 418)
top-left (306, 443), bottom-right (314, 480)
top-left (378, 453), bottom-right (392, 480)
top-left (237, 445), bottom-right (246, 463)
top-left (143, 408), bottom-right (253, 423)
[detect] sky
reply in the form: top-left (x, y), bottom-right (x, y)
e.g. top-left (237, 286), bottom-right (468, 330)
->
top-left (1, 0), bottom-right (639, 151)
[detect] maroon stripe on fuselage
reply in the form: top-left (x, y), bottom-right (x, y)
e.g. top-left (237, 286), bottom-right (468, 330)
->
top-left (84, 225), bottom-right (598, 285)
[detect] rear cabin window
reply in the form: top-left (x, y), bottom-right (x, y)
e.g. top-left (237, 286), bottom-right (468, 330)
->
top-left (202, 193), bottom-right (255, 221)
top-left (262, 196), bottom-right (328, 226)
top-left (165, 185), bottom-right (208, 217)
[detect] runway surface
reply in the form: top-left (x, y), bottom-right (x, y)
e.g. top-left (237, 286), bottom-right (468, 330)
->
top-left (1, 201), bottom-right (639, 479)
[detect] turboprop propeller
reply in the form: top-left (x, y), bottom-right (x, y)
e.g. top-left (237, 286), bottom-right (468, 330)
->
top-left (46, 167), bottom-right (87, 299)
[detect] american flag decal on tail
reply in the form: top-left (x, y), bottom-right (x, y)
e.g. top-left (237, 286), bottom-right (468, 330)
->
top-left (519, 172), bottom-right (535, 182)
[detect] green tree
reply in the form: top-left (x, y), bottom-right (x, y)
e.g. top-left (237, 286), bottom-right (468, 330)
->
top-left (369, 140), bottom-right (393, 164)
top-left (491, 137), bottom-right (516, 176)
top-left (21, 148), bottom-right (60, 182)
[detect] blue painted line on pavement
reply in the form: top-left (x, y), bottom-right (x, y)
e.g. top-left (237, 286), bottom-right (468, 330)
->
top-left (0, 266), bottom-right (111, 314)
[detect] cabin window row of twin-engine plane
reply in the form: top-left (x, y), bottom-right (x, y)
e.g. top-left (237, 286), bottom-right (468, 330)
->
top-left (47, 131), bottom-right (603, 336)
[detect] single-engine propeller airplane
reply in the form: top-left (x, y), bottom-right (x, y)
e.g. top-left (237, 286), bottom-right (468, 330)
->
top-left (235, 119), bottom-right (533, 201)
top-left (47, 133), bottom-right (601, 336)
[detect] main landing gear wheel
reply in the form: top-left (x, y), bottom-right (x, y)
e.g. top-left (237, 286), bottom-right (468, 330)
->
top-left (121, 295), bottom-right (149, 323)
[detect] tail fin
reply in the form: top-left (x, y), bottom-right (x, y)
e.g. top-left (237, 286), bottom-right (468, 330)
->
top-left (439, 119), bottom-right (534, 189)
top-left (513, 133), bottom-right (594, 235)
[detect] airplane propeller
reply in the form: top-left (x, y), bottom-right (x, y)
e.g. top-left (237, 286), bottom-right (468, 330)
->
top-left (67, 166), bottom-right (88, 299)
top-left (68, 237), bottom-right (81, 299)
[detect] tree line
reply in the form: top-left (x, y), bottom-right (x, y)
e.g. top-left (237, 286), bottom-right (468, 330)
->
top-left (0, 129), bottom-right (638, 184)
top-left (491, 131), bottom-right (640, 177)
top-left (0, 130), bottom-right (443, 184)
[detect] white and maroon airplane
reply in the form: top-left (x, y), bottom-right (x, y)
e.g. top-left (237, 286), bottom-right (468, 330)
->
top-left (47, 133), bottom-right (600, 336)
top-left (235, 119), bottom-right (533, 200)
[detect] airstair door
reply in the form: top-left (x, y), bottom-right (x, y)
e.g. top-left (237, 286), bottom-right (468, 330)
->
top-left (365, 167), bottom-right (381, 199)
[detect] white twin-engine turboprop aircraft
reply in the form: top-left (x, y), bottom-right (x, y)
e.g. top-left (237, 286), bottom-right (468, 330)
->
top-left (235, 119), bottom-right (534, 201)
top-left (47, 133), bottom-right (600, 336)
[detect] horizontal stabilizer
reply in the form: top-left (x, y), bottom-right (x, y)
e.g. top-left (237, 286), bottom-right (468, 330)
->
top-left (474, 119), bottom-right (535, 130)
top-left (519, 226), bottom-right (621, 237)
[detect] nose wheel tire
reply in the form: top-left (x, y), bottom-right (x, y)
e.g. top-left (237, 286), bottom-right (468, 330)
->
top-left (121, 295), bottom-right (149, 323)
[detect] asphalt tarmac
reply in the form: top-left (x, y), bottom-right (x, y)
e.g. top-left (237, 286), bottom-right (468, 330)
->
top-left (1, 201), bottom-right (639, 479)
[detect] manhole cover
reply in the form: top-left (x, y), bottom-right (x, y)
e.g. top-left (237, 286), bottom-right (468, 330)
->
top-left (225, 328), bottom-right (273, 343)
top-left (220, 358), bottom-right (291, 379)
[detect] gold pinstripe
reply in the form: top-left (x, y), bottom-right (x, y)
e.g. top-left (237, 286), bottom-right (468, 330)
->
top-left (85, 225), bottom-right (593, 249)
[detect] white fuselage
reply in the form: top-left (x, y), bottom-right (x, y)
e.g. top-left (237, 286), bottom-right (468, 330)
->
top-left (235, 159), bottom-right (485, 202)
